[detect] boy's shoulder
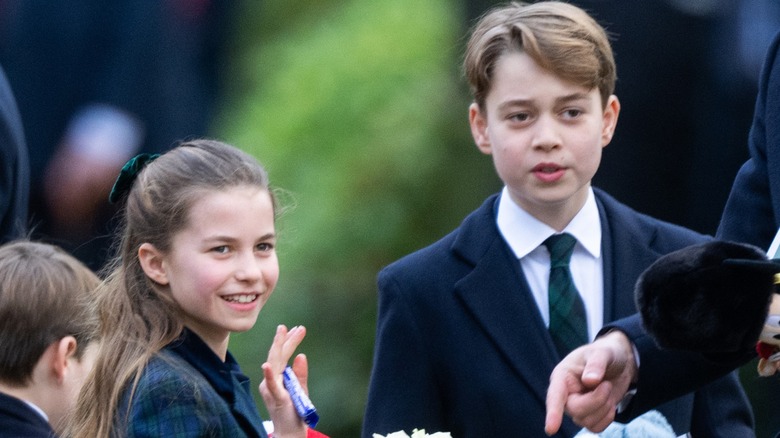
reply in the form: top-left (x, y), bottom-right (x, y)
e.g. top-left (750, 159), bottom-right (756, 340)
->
top-left (594, 187), bottom-right (708, 244)
top-left (381, 193), bottom-right (503, 276)
top-left (0, 391), bottom-right (54, 437)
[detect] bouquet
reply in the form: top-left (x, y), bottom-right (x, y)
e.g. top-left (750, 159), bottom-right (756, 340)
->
top-left (373, 429), bottom-right (452, 438)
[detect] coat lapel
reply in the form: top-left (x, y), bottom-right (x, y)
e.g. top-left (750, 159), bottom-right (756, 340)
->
top-left (596, 189), bottom-right (664, 322)
top-left (451, 195), bottom-right (560, 404)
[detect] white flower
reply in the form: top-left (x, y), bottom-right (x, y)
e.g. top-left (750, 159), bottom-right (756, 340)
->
top-left (373, 429), bottom-right (452, 438)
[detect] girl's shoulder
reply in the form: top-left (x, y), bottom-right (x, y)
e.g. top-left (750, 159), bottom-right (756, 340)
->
top-left (128, 350), bottom-right (221, 408)
top-left (120, 351), bottom-right (244, 437)
top-left (140, 350), bottom-right (205, 386)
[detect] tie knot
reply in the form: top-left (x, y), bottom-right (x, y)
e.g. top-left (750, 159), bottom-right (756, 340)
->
top-left (544, 233), bottom-right (577, 265)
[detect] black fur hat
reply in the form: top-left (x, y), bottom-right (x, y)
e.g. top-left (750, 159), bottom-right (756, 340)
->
top-left (635, 240), bottom-right (780, 353)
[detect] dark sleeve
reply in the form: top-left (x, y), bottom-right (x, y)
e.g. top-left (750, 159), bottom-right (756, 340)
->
top-left (0, 63), bottom-right (28, 243)
top-left (361, 270), bottom-right (445, 438)
top-left (690, 371), bottom-right (755, 437)
top-left (717, 30), bottom-right (780, 247)
top-left (605, 314), bottom-right (754, 423)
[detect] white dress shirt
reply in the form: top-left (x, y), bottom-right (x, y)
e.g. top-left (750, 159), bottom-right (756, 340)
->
top-left (495, 186), bottom-right (604, 341)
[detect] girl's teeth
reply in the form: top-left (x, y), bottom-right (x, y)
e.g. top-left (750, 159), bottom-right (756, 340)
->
top-left (224, 295), bottom-right (256, 303)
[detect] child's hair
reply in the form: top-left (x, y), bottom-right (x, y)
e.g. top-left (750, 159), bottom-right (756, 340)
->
top-left (0, 240), bottom-right (99, 386)
top-left (463, 1), bottom-right (616, 110)
top-left (68, 139), bottom-right (275, 437)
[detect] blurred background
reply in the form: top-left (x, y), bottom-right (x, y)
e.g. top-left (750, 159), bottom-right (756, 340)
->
top-left (1, 0), bottom-right (780, 436)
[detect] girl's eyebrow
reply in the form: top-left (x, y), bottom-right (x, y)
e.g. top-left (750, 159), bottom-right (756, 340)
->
top-left (204, 232), bottom-right (277, 243)
top-left (258, 232), bottom-right (277, 241)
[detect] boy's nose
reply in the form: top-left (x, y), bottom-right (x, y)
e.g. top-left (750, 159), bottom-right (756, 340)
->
top-left (532, 116), bottom-right (561, 151)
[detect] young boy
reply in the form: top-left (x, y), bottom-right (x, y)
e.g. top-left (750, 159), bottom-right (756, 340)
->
top-left (362, 2), bottom-right (754, 437)
top-left (0, 241), bottom-right (100, 437)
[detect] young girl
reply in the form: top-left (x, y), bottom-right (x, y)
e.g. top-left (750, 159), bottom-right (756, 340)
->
top-left (67, 139), bottom-right (326, 437)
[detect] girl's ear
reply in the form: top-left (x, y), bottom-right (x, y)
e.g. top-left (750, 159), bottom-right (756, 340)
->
top-left (138, 243), bottom-right (169, 285)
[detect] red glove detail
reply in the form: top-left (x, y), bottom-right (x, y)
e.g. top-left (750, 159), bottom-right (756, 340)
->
top-left (757, 341), bottom-right (778, 359)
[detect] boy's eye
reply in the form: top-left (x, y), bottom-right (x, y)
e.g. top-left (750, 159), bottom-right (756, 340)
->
top-left (508, 112), bottom-right (530, 122)
top-left (561, 108), bottom-right (583, 118)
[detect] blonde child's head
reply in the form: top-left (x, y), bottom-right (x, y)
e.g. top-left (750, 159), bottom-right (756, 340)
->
top-left (464, 1), bottom-right (616, 111)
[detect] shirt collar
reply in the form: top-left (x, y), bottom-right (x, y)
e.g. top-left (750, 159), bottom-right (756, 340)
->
top-left (167, 328), bottom-right (247, 403)
top-left (496, 186), bottom-right (601, 259)
top-left (22, 399), bottom-right (48, 422)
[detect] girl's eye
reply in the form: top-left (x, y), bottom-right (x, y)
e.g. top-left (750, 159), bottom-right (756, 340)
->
top-left (212, 245), bottom-right (229, 254)
top-left (256, 242), bottom-right (274, 252)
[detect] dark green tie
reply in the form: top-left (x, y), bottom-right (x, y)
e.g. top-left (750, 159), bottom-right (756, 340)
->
top-left (544, 233), bottom-right (588, 358)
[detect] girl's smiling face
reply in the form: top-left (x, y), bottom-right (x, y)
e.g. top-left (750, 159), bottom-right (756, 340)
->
top-left (469, 51), bottom-right (619, 230)
top-left (141, 185), bottom-right (278, 356)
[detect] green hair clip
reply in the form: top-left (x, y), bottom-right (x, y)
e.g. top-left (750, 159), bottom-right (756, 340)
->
top-left (108, 153), bottom-right (161, 204)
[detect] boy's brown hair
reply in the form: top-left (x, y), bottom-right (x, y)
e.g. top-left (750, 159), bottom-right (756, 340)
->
top-left (464, 1), bottom-right (616, 110)
top-left (0, 241), bottom-right (99, 385)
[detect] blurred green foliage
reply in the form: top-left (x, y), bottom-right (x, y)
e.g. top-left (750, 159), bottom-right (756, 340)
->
top-left (216, 0), bottom-right (500, 435)
top-left (215, 1), bottom-right (780, 437)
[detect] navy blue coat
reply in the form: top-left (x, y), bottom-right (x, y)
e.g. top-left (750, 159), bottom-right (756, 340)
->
top-left (0, 392), bottom-right (54, 438)
top-left (718, 30), bottom-right (780, 249)
top-left (363, 189), bottom-right (753, 438)
top-left (611, 29), bottom-right (780, 422)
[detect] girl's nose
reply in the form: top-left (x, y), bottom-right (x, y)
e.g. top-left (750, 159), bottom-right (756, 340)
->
top-left (235, 252), bottom-right (262, 282)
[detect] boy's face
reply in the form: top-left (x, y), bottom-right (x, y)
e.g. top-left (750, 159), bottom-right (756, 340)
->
top-left (469, 51), bottom-right (619, 229)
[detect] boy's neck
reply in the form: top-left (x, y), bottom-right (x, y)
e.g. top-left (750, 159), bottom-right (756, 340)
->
top-left (0, 383), bottom-right (50, 421)
top-left (507, 191), bottom-right (590, 232)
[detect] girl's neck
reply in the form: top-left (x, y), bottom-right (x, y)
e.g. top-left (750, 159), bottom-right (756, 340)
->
top-left (185, 325), bottom-right (230, 361)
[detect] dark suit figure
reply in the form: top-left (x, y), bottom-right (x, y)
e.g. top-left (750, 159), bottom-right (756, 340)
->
top-left (0, 392), bottom-right (54, 438)
top-left (718, 30), bottom-right (780, 249)
top-left (605, 28), bottom-right (780, 436)
top-left (0, 64), bottom-right (28, 244)
top-left (363, 189), bottom-right (753, 437)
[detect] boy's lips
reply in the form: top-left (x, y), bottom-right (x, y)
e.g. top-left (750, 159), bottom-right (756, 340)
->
top-left (533, 162), bottom-right (566, 182)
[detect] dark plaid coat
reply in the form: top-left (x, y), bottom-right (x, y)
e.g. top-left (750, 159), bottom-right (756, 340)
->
top-left (115, 330), bottom-right (268, 438)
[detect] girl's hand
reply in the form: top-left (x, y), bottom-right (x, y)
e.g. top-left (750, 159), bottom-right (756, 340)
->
top-left (259, 324), bottom-right (308, 438)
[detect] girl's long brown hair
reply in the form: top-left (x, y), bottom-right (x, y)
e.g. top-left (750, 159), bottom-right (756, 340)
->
top-left (66, 139), bottom-right (274, 437)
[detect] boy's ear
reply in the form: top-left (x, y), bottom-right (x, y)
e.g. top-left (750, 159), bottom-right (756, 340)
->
top-left (138, 242), bottom-right (169, 285)
top-left (600, 95), bottom-right (621, 147)
top-left (51, 336), bottom-right (78, 384)
top-left (469, 103), bottom-right (492, 154)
